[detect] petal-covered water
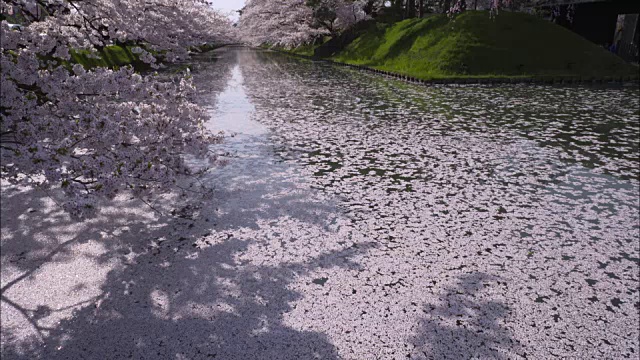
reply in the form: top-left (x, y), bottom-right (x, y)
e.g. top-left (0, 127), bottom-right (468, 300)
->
top-left (2, 46), bottom-right (637, 359)
top-left (213, 47), bottom-right (639, 358)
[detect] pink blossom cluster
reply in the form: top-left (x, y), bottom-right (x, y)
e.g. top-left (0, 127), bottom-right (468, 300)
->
top-left (238, 0), bottom-right (369, 48)
top-left (334, 0), bottom-right (370, 30)
top-left (238, 0), bottom-right (320, 47)
top-left (1, 0), bottom-right (233, 218)
top-left (447, 0), bottom-right (466, 18)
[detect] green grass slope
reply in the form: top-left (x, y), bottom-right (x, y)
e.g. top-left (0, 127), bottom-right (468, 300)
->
top-left (290, 43), bottom-right (318, 56)
top-left (64, 43), bottom-right (220, 72)
top-left (327, 11), bottom-right (638, 79)
top-left (69, 45), bottom-right (149, 71)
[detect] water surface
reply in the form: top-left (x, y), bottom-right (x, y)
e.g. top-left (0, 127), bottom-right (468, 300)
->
top-left (198, 47), bottom-right (639, 359)
top-left (4, 46), bottom-right (636, 360)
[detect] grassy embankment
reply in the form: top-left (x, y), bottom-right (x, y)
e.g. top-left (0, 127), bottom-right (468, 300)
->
top-left (288, 11), bottom-right (639, 80)
top-left (69, 45), bottom-right (148, 70)
top-left (68, 43), bottom-right (220, 71)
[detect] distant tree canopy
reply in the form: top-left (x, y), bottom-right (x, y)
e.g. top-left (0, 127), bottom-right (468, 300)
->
top-left (238, 0), bottom-right (369, 47)
top-left (369, 0), bottom-right (534, 19)
top-left (238, 0), bottom-right (547, 47)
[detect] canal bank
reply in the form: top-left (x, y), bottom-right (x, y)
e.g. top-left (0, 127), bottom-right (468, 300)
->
top-left (279, 11), bottom-right (639, 84)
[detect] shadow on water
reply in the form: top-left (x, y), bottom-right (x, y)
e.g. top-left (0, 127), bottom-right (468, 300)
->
top-left (1, 208), bottom-right (362, 359)
top-left (0, 46), bottom-right (363, 359)
top-left (411, 273), bottom-right (525, 359)
top-left (1, 209), bottom-right (361, 360)
top-left (1, 164), bottom-right (369, 359)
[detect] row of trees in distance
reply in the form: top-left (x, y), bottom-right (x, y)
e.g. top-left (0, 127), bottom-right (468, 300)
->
top-left (238, 0), bottom-right (551, 47)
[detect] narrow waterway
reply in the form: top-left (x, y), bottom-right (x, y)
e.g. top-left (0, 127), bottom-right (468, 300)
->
top-left (1, 46), bottom-right (638, 359)
top-left (198, 47), bottom-right (640, 359)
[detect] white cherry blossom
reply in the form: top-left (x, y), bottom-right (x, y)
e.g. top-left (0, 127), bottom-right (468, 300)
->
top-left (1, 0), bottom-right (234, 218)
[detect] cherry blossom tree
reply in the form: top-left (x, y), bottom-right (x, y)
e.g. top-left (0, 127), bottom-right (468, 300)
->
top-left (238, 0), bottom-right (369, 47)
top-left (238, 0), bottom-right (320, 47)
top-left (1, 0), bottom-right (234, 218)
top-left (308, 0), bottom-right (370, 35)
top-left (335, 0), bottom-right (370, 30)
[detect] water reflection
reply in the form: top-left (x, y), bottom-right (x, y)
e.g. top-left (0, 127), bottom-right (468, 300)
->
top-left (206, 65), bottom-right (263, 137)
top-left (237, 48), bottom-right (639, 359)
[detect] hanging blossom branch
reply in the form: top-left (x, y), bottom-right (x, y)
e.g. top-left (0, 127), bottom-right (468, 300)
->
top-left (1, 0), bottom-right (236, 219)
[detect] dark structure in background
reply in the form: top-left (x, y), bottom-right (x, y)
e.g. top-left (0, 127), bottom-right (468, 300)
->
top-left (538, 0), bottom-right (640, 64)
top-left (615, 14), bottom-right (640, 63)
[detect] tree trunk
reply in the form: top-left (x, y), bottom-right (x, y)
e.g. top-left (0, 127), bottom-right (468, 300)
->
top-left (406, 0), bottom-right (416, 18)
top-left (443, 0), bottom-right (451, 13)
top-left (391, 0), bottom-right (403, 19)
top-left (364, 0), bottom-right (377, 17)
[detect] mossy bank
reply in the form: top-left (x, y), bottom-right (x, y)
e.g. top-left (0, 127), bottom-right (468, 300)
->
top-left (286, 11), bottom-right (639, 80)
top-left (69, 43), bottom-right (221, 71)
top-left (70, 45), bottom-right (148, 71)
